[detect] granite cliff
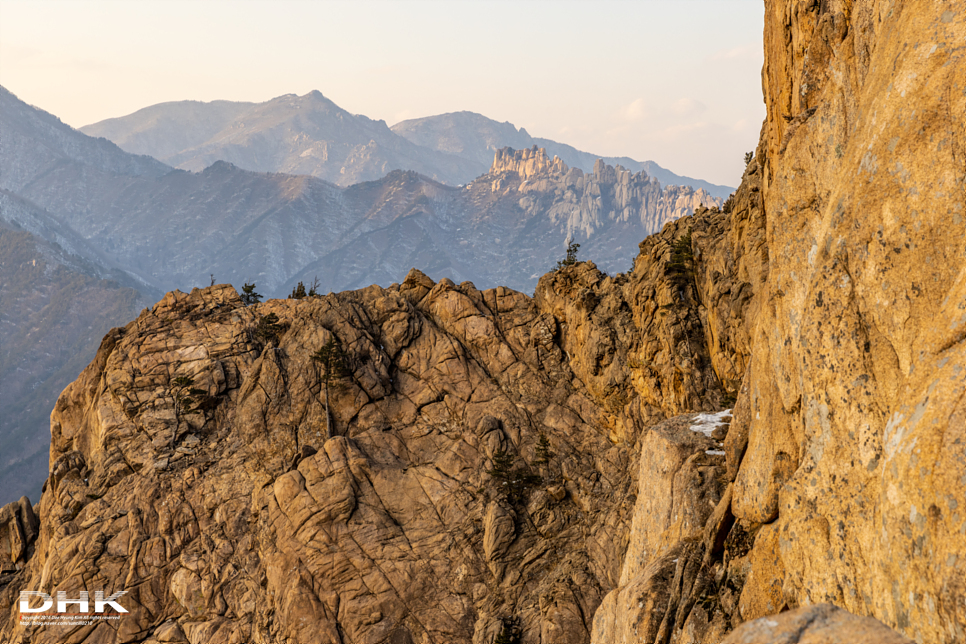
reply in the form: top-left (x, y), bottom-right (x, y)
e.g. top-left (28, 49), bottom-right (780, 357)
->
top-left (1, 1), bottom-right (964, 643)
top-left (0, 205), bottom-right (747, 643)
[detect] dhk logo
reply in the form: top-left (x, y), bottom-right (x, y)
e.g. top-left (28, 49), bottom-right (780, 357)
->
top-left (19, 591), bottom-right (128, 613)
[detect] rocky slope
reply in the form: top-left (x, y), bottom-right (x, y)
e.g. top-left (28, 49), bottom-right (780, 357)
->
top-left (0, 226), bottom-right (731, 643)
top-left (0, 187), bottom-right (757, 642)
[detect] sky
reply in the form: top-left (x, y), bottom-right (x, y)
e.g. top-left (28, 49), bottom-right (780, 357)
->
top-left (0, 0), bottom-right (765, 187)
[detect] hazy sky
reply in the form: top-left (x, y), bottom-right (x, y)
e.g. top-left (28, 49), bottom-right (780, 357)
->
top-left (0, 0), bottom-right (765, 187)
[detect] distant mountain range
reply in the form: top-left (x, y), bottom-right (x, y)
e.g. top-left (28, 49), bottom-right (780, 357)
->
top-left (391, 110), bottom-right (732, 199)
top-left (0, 191), bottom-right (153, 503)
top-left (81, 91), bottom-right (734, 199)
top-left (0, 84), bottom-right (723, 504)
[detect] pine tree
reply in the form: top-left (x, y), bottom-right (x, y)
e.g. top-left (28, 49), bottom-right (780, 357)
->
top-left (534, 433), bottom-right (553, 466)
top-left (255, 312), bottom-right (284, 344)
top-left (488, 449), bottom-right (515, 487)
top-left (494, 617), bottom-right (521, 644)
top-left (555, 241), bottom-right (580, 270)
top-left (289, 282), bottom-right (307, 299)
top-left (488, 449), bottom-right (540, 504)
top-left (666, 231), bottom-right (694, 298)
top-left (169, 375), bottom-right (209, 449)
top-left (312, 335), bottom-right (351, 439)
top-left (240, 282), bottom-right (262, 306)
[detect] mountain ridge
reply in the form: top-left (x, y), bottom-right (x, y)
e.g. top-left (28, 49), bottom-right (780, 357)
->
top-left (391, 109), bottom-right (733, 198)
top-left (80, 92), bottom-right (734, 197)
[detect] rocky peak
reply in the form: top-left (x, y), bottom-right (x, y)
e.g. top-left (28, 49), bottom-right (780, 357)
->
top-left (489, 145), bottom-right (569, 180)
top-left (482, 146), bottom-right (721, 243)
top-left (0, 199), bottom-right (760, 643)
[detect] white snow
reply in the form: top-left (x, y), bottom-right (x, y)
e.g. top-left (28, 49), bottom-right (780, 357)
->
top-left (706, 450), bottom-right (726, 456)
top-left (689, 409), bottom-right (732, 437)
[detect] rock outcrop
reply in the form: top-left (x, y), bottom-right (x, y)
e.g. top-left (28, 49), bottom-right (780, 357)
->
top-left (488, 146), bottom-right (719, 243)
top-left (0, 203), bottom-right (746, 644)
top-left (0, 279), bottom-right (631, 643)
top-left (0, 497), bottom-right (39, 580)
top-left (390, 110), bottom-right (733, 199)
top-left (720, 603), bottom-right (916, 644)
top-left (284, 148), bottom-right (721, 296)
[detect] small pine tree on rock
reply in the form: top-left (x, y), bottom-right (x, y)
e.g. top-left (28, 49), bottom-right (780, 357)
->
top-left (666, 231), bottom-right (694, 299)
top-left (240, 282), bottom-right (262, 306)
top-left (555, 241), bottom-right (580, 270)
top-left (534, 433), bottom-right (553, 466)
top-left (488, 449), bottom-right (541, 504)
top-left (255, 312), bottom-right (284, 344)
top-left (312, 335), bottom-right (351, 439)
top-left (169, 375), bottom-right (209, 449)
top-left (289, 282), bottom-right (307, 299)
top-left (494, 616), bottom-right (521, 644)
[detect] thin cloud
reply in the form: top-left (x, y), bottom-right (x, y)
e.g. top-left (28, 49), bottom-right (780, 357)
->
top-left (618, 98), bottom-right (649, 122)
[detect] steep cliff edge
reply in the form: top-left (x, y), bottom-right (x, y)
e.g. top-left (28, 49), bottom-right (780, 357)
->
top-left (591, 1), bottom-right (966, 642)
top-left (487, 146), bottom-right (719, 242)
top-left (738, 0), bottom-right (965, 641)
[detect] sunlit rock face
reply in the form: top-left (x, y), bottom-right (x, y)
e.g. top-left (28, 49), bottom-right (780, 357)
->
top-left (735, 1), bottom-right (966, 642)
top-left (591, 1), bottom-right (966, 643)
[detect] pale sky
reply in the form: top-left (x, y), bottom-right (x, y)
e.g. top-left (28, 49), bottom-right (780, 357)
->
top-left (0, 0), bottom-right (765, 187)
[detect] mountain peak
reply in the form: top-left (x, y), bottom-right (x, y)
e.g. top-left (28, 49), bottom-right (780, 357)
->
top-left (490, 146), bottom-right (567, 179)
